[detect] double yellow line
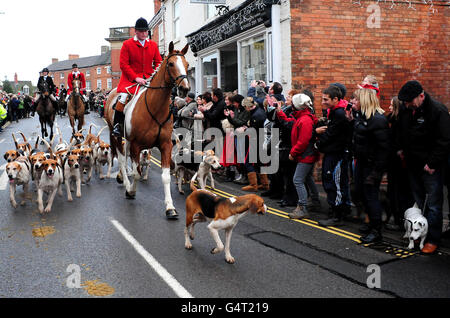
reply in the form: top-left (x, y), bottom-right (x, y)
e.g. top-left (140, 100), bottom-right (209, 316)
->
top-left (150, 157), bottom-right (362, 243)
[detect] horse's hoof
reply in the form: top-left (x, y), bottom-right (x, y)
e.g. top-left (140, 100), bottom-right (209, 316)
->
top-left (125, 191), bottom-right (135, 199)
top-left (166, 209), bottom-right (178, 220)
top-left (116, 175), bottom-right (123, 184)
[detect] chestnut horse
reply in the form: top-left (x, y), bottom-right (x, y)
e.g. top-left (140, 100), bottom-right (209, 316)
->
top-left (67, 78), bottom-right (85, 133)
top-left (36, 81), bottom-right (56, 143)
top-left (104, 41), bottom-right (189, 219)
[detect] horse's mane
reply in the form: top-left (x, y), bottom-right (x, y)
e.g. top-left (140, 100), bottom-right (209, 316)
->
top-left (147, 50), bottom-right (182, 85)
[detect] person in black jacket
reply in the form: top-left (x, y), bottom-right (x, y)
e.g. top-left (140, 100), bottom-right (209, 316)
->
top-left (202, 88), bottom-right (226, 135)
top-left (35, 68), bottom-right (57, 108)
top-left (349, 88), bottom-right (390, 243)
top-left (386, 96), bottom-right (414, 231)
top-left (397, 80), bottom-right (450, 254)
top-left (316, 85), bottom-right (353, 227)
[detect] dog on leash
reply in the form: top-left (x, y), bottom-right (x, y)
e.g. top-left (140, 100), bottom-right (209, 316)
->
top-left (6, 156), bottom-right (32, 208)
top-left (185, 183), bottom-right (267, 264)
top-left (404, 203), bottom-right (428, 250)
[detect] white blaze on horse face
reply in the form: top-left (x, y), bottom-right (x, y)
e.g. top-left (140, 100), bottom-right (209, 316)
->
top-left (175, 56), bottom-right (188, 87)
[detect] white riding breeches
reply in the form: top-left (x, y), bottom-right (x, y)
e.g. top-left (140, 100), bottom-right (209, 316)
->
top-left (65, 94), bottom-right (88, 103)
top-left (118, 93), bottom-right (128, 104)
top-left (35, 93), bottom-right (57, 103)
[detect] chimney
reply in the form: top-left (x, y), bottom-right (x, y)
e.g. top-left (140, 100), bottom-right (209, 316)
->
top-left (101, 46), bottom-right (110, 54)
top-left (14, 73), bottom-right (18, 84)
top-left (52, 58), bottom-right (59, 64)
top-left (68, 54), bottom-right (79, 60)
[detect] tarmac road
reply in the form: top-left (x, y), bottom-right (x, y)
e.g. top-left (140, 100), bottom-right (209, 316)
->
top-left (0, 113), bottom-right (449, 299)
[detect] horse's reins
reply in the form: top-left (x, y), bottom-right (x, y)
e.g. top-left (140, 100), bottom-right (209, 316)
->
top-left (124, 52), bottom-right (187, 147)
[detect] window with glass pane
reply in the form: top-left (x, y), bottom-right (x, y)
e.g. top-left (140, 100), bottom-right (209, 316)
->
top-left (240, 35), bottom-right (266, 94)
top-left (206, 4), bottom-right (216, 20)
top-left (86, 81), bottom-right (91, 91)
top-left (202, 52), bottom-right (218, 90)
top-left (97, 80), bottom-right (102, 90)
top-left (173, 0), bottom-right (180, 39)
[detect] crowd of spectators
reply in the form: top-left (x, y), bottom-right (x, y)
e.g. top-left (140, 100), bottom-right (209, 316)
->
top-left (171, 76), bottom-right (450, 253)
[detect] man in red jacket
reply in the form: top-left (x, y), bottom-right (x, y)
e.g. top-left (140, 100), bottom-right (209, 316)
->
top-left (113, 17), bottom-right (163, 137)
top-left (67, 63), bottom-right (87, 98)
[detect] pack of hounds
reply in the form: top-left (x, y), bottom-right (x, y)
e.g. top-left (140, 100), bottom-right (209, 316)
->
top-left (3, 125), bottom-right (116, 214)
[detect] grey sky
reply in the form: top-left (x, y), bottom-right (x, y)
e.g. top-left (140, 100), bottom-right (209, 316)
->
top-left (0, 0), bottom-right (155, 86)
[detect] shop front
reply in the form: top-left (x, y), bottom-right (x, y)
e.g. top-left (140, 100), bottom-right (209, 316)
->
top-left (187, 0), bottom-right (279, 95)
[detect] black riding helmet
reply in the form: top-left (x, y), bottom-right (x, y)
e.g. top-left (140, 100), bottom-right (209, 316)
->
top-left (42, 68), bottom-right (49, 73)
top-left (135, 17), bottom-right (149, 31)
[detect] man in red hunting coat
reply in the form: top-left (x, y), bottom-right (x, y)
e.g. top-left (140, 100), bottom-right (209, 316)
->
top-left (112, 17), bottom-right (163, 137)
top-left (66, 63), bottom-right (88, 104)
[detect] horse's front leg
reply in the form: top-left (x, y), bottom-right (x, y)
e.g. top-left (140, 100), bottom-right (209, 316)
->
top-left (126, 144), bottom-right (141, 199)
top-left (117, 140), bottom-right (132, 193)
top-left (160, 143), bottom-right (178, 219)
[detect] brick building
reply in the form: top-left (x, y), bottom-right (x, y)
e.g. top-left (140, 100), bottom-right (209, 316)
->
top-left (149, 0), bottom-right (449, 111)
top-left (290, 0), bottom-right (450, 112)
top-left (47, 46), bottom-right (112, 93)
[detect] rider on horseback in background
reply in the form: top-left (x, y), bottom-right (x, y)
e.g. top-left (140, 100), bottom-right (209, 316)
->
top-left (112, 17), bottom-right (163, 137)
top-left (35, 68), bottom-right (58, 109)
top-left (66, 63), bottom-right (88, 105)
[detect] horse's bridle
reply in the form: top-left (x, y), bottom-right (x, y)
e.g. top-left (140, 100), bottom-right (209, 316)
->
top-left (146, 52), bottom-right (187, 90)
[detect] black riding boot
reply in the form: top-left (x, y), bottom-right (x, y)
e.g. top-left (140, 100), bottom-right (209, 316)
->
top-left (113, 110), bottom-right (125, 137)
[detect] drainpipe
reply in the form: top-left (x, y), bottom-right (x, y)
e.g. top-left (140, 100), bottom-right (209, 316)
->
top-left (271, 1), bottom-right (282, 84)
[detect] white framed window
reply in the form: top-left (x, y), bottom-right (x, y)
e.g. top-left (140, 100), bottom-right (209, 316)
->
top-left (86, 80), bottom-right (91, 91)
top-left (206, 4), bottom-right (216, 20)
top-left (86, 70), bottom-right (90, 77)
top-left (158, 23), bottom-right (164, 50)
top-left (97, 79), bottom-right (102, 90)
top-left (107, 78), bottom-right (112, 90)
top-left (106, 66), bottom-right (111, 74)
top-left (173, 0), bottom-right (180, 40)
top-left (60, 72), bottom-right (64, 79)
top-left (97, 67), bottom-right (101, 75)
top-left (23, 85), bottom-right (29, 95)
top-left (239, 34), bottom-right (267, 94)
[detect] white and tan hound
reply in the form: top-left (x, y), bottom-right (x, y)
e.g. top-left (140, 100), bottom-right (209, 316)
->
top-left (184, 184), bottom-right (267, 264)
top-left (6, 157), bottom-right (32, 208)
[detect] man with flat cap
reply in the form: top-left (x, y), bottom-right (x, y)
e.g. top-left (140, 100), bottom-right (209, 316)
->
top-left (396, 80), bottom-right (450, 254)
top-left (112, 17), bottom-right (163, 137)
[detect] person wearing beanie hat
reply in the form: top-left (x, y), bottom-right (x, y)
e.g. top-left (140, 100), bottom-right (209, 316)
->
top-left (112, 17), bottom-right (162, 137)
top-left (396, 80), bottom-right (450, 254)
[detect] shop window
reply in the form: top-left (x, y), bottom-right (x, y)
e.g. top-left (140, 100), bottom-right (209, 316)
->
top-left (239, 35), bottom-right (267, 94)
top-left (202, 52), bottom-right (218, 91)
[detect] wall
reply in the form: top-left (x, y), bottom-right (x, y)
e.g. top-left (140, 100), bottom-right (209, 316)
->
top-left (290, 0), bottom-right (450, 113)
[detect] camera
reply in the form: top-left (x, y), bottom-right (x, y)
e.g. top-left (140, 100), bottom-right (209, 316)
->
top-left (346, 102), bottom-right (353, 111)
